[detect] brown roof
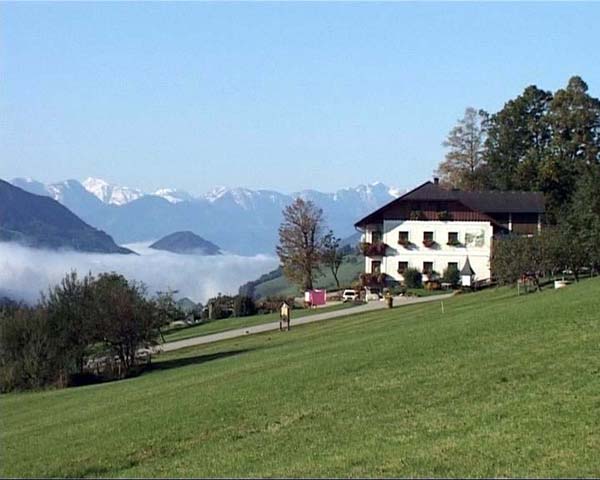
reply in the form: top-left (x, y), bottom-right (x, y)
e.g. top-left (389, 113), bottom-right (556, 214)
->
top-left (456, 191), bottom-right (545, 214)
top-left (355, 181), bottom-right (545, 227)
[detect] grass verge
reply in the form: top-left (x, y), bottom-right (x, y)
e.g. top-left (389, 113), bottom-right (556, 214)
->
top-left (2, 279), bottom-right (599, 477)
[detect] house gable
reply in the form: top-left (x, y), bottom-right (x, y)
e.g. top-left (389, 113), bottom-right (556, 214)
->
top-left (355, 181), bottom-right (544, 231)
top-left (355, 182), bottom-right (496, 227)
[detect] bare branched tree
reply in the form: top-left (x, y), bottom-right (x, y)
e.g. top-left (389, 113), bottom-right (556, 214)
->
top-left (322, 231), bottom-right (345, 288)
top-left (437, 107), bottom-right (489, 191)
top-left (276, 198), bottom-right (325, 291)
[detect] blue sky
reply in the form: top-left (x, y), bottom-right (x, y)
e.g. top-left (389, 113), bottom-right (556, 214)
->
top-left (1, 2), bottom-right (599, 195)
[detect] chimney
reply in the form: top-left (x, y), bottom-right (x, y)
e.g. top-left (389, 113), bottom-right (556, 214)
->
top-left (433, 177), bottom-right (439, 185)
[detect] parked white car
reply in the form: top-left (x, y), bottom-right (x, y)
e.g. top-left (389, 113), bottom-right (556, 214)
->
top-left (342, 289), bottom-right (359, 302)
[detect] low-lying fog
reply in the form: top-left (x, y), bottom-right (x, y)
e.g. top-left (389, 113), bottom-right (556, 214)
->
top-left (0, 242), bottom-right (279, 304)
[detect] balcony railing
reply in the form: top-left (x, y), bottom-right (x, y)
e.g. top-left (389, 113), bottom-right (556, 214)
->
top-left (359, 241), bottom-right (388, 257)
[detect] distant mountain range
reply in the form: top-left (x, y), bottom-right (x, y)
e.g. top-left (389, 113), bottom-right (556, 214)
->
top-left (0, 180), bottom-right (133, 254)
top-left (150, 231), bottom-right (221, 255)
top-left (10, 177), bottom-right (402, 254)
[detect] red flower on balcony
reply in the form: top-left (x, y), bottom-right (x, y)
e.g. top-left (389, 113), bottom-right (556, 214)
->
top-left (422, 238), bottom-right (435, 248)
top-left (359, 242), bottom-right (388, 256)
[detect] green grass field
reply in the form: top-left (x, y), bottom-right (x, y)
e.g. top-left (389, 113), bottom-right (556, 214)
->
top-left (254, 255), bottom-right (364, 298)
top-left (2, 279), bottom-right (600, 477)
top-left (163, 302), bottom-right (357, 343)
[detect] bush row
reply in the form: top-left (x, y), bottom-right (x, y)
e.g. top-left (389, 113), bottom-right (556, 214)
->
top-left (0, 272), bottom-right (179, 392)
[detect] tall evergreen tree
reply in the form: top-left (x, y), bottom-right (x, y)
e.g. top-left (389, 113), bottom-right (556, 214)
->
top-left (484, 85), bottom-right (553, 191)
top-left (542, 76), bottom-right (600, 220)
top-left (563, 167), bottom-right (600, 271)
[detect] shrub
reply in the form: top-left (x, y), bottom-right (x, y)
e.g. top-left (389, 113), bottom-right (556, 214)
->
top-left (206, 293), bottom-right (235, 320)
top-left (1, 272), bottom-right (169, 392)
top-left (389, 285), bottom-right (407, 296)
top-left (0, 307), bottom-right (56, 392)
top-left (233, 295), bottom-right (257, 317)
top-left (257, 296), bottom-right (296, 314)
top-left (442, 265), bottom-right (461, 287)
top-left (359, 272), bottom-right (387, 287)
top-left (425, 280), bottom-right (441, 291)
top-left (403, 268), bottom-right (422, 288)
top-left (208, 302), bottom-right (228, 320)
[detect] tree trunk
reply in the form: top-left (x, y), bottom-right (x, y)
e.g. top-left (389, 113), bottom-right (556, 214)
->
top-left (332, 269), bottom-right (340, 288)
top-left (304, 271), bottom-right (313, 291)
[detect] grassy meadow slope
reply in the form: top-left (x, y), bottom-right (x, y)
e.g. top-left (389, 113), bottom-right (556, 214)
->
top-left (163, 302), bottom-right (356, 343)
top-left (1, 279), bottom-right (600, 477)
top-left (254, 254), bottom-right (364, 298)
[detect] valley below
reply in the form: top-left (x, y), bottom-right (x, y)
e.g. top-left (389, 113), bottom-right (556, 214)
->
top-left (0, 242), bottom-right (279, 304)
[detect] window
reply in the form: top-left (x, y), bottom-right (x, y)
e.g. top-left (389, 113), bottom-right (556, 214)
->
top-left (371, 261), bottom-right (382, 274)
top-left (398, 231), bottom-right (409, 243)
top-left (371, 231), bottom-right (382, 243)
top-left (423, 261), bottom-right (433, 274)
top-left (398, 261), bottom-right (408, 274)
top-left (423, 231), bottom-right (434, 247)
top-left (447, 232), bottom-right (459, 245)
top-left (447, 262), bottom-right (458, 271)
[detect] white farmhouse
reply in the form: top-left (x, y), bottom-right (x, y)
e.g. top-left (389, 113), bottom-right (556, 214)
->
top-left (354, 178), bottom-right (545, 286)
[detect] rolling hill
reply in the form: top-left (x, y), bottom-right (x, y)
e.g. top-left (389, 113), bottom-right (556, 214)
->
top-left (2, 279), bottom-right (599, 476)
top-left (149, 231), bottom-right (221, 255)
top-left (0, 179), bottom-right (133, 254)
top-left (240, 254), bottom-right (364, 298)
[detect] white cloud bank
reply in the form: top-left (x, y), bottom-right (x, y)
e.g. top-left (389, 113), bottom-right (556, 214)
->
top-left (0, 242), bottom-right (279, 304)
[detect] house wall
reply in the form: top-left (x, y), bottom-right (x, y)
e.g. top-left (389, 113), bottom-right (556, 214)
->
top-left (365, 220), bottom-right (493, 282)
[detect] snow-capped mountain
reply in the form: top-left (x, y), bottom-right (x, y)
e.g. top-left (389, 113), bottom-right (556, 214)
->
top-left (8, 177), bottom-right (404, 254)
top-left (154, 188), bottom-right (194, 204)
top-left (82, 177), bottom-right (144, 206)
top-left (204, 186), bottom-right (229, 203)
top-left (11, 177), bottom-right (105, 216)
top-left (203, 187), bottom-right (288, 211)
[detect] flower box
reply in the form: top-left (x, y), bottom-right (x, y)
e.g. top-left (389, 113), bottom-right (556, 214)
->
top-left (409, 210), bottom-right (425, 221)
top-left (398, 238), bottom-right (410, 248)
top-left (437, 211), bottom-right (453, 221)
top-left (360, 242), bottom-right (388, 256)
